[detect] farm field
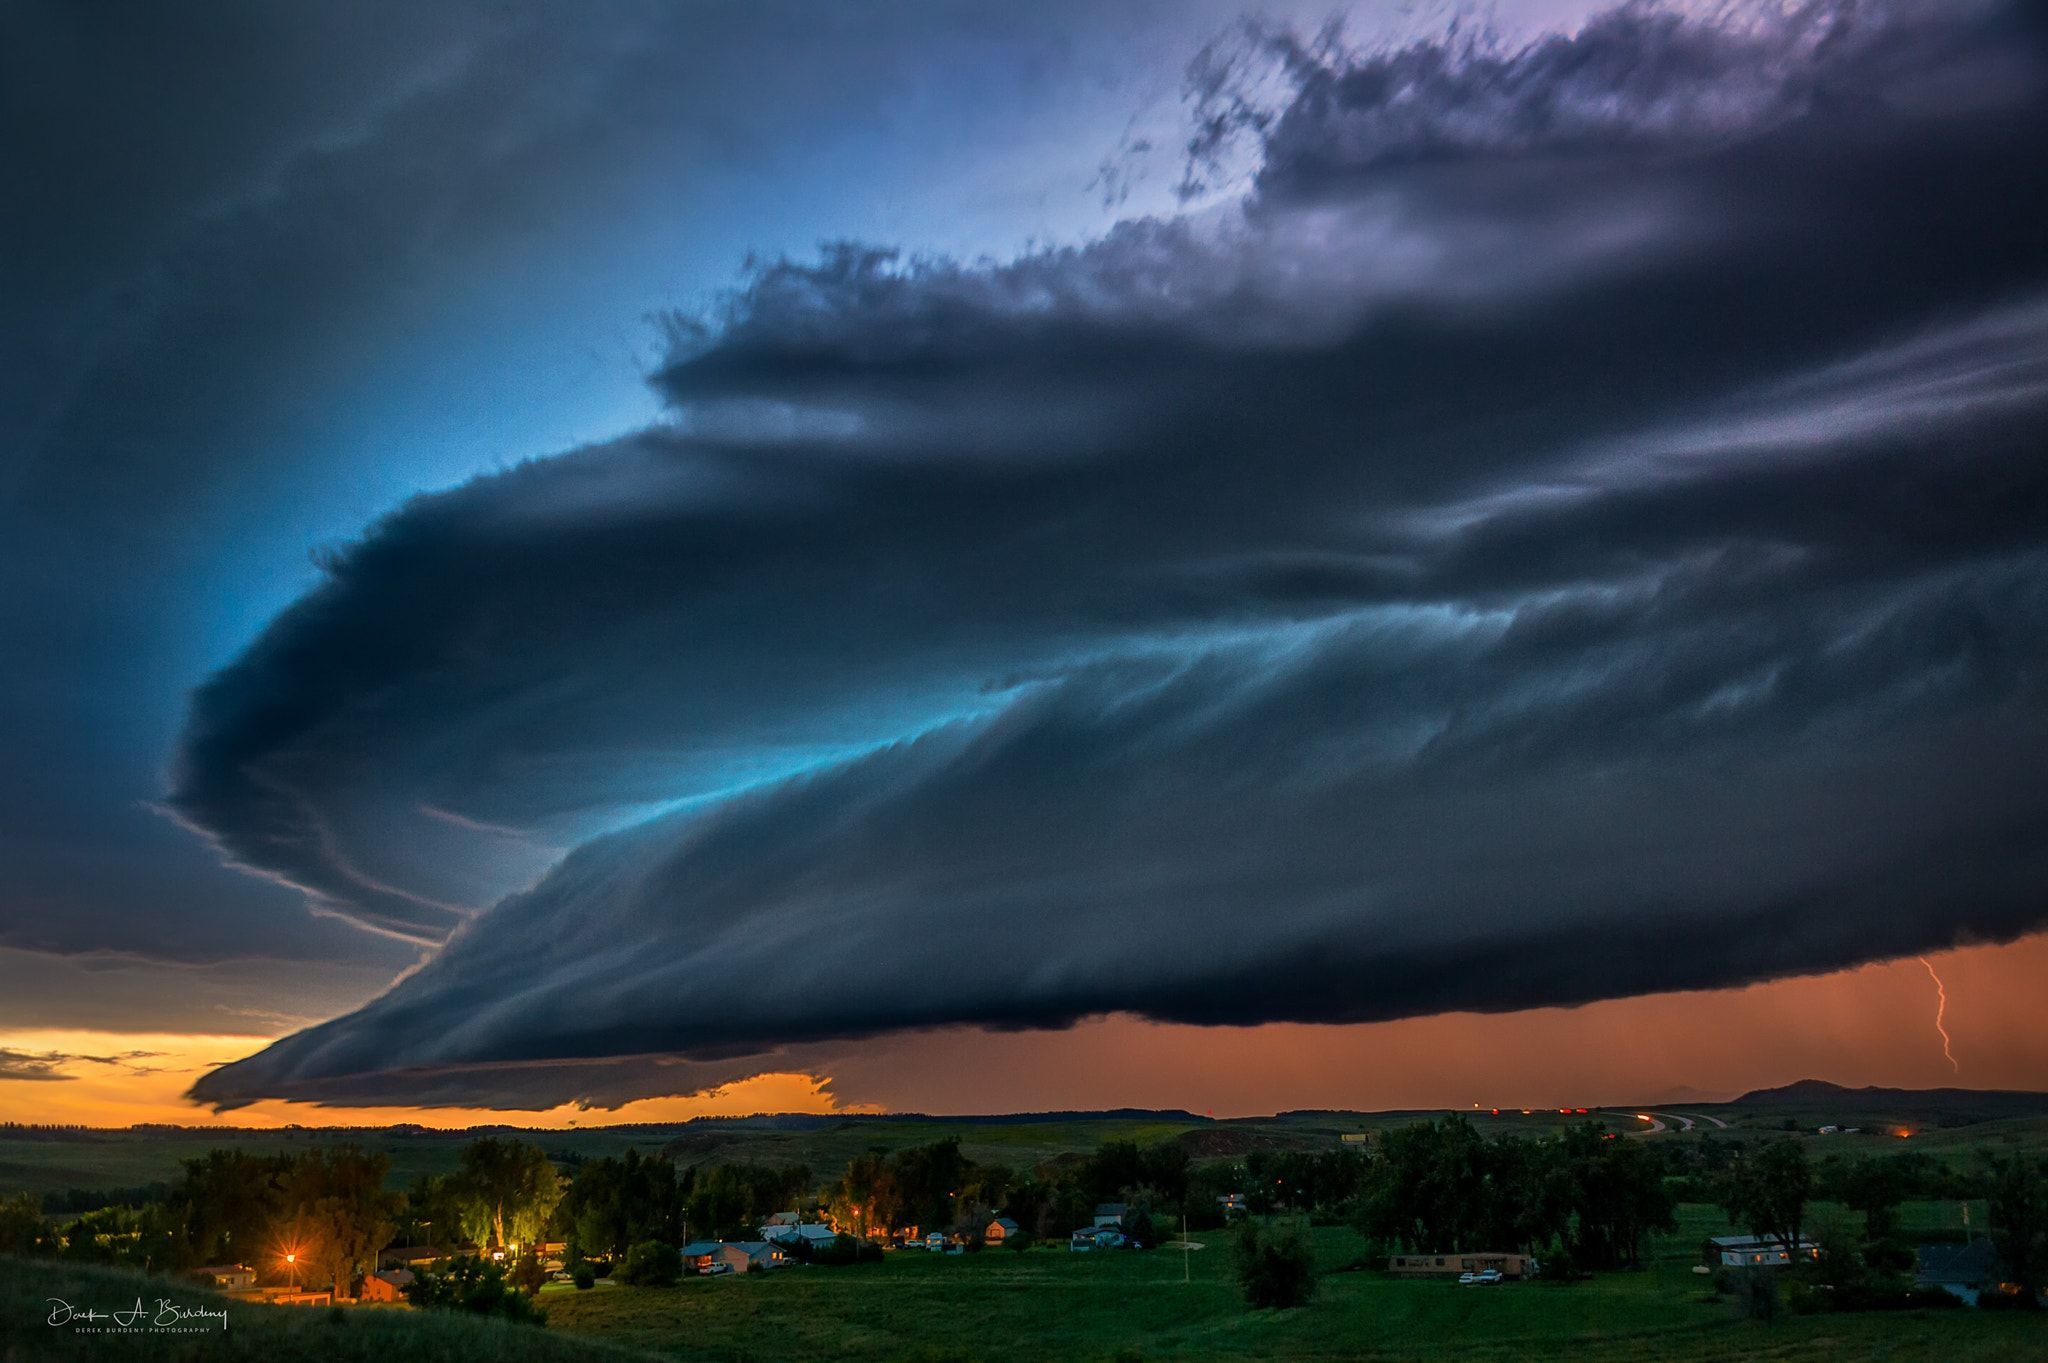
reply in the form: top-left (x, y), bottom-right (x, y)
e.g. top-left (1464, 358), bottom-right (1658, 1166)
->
top-left (7, 1098), bottom-right (2048, 1205)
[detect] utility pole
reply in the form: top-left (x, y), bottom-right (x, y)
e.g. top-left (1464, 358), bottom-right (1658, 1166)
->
top-left (1182, 1214), bottom-right (1190, 1284)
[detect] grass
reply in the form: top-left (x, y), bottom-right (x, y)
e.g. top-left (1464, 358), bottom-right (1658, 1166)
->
top-left (0, 1257), bottom-right (657, 1363)
top-left (536, 1217), bottom-right (2044, 1363)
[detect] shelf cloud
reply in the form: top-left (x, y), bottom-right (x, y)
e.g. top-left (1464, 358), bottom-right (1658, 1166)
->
top-left (178, 0), bottom-right (2048, 1108)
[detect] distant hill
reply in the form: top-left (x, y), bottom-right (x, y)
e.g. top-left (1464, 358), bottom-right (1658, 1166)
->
top-left (1642, 1085), bottom-right (1735, 1107)
top-left (1733, 1079), bottom-right (2048, 1123)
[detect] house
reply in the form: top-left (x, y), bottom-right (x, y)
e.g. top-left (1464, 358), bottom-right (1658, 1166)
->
top-left (1070, 1226), bottom-right (1126, 1252)
top-left (1216, 1193), bottom-right (1247, 1217)
top-left (1387, 1252), bottom-right (1537, 1280)
top-left (360, 1269), bottom-right (414, 1302)
top-left (248, 1286), bottom-right (334, 1307)
top-left (1706, 1234), bottom-right (1822, 1268)
top-left (379, 1244), bottom-right (447, 1270)
top-left (762, 1211), bottom-right (801, 1231)
top-left (715, 1241), bottom-right (789, 1274)
top-left (1092, 1203), bottom-right (1127, 1228)
top-left (681, 1241), bottom-right (723, 1274)
top-left (1915, 1240), bottom-right (2002, 1305)
top-left (762, 1221), bottom-right (839, 1249)
top-left (192, 1264), bottom-right (254, 1292)
top-left (985, 1215), bottom-right (1021, 1243)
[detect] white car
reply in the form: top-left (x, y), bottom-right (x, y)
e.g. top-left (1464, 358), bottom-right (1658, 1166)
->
top-left (1476, 1269), bottom-right (1503, 1285)
top-left (702, 1261), bottom-right (733, 1277)
top-left (1457, 1271), bottom-right (1478, 1285)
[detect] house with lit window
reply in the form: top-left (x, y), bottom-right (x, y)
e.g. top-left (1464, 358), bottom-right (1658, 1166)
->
top-left (1387, 1251), bottom-right (1536, 1279)
top-left (1706, 1233), bottom-right (1821, 1267)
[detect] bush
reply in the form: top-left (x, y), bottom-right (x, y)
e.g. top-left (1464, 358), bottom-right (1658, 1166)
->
top-left (1234, 1223), bottom-right (1316, 1310)
top-left (401, 1256), bottom-right (548, 1326)
top-left (616, 1238), bottom-right (683, 1287)
top-left (1729, 1267), bottom-right (1781, 1323)
top-left (1978, 1285), bottom-right (2041, 1311)
top-left (1537, 1241), bottom-right (1580, 1283)
top-left (572, 1264), bottom-right (596, 1290)
top-left (508, 1253), bottom-right (547, 1297)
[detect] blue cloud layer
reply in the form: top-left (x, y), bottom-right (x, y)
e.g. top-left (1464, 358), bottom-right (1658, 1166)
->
top-left (178, 0), bottom-right (2048, 1107)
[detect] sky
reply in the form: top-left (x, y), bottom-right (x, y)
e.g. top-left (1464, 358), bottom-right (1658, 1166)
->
top-left (3, 0), bottom-right (2045, 1126)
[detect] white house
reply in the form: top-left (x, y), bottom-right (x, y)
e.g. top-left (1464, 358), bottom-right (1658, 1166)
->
top-left (1708, 1234), bottom-right (1821, 1267)
top-left (194, 1264), bottom-right (254, 1291)
top-left (1092, 1203), bottom-right (1127, 1228)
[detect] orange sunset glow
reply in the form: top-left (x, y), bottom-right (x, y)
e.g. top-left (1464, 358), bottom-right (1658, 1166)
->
top-left (7, 934), bottom-right (2042, 1127)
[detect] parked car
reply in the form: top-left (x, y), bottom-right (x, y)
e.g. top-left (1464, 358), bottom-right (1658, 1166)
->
top-left (702, 1261), bottom-right (733, 1276)
top-left (924, 1233), bottom-right (947, 1251)
top-left (1476, 1269), bottom-right (1503, 1285)
top-left (1457, 1271), bottom-right (1478, 1285)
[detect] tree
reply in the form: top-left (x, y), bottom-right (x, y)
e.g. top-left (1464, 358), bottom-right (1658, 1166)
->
top-left (402, 1255), bottom-right (546, 1325)
top-left (616, 1238), bottom-right (683, 1286)
top-left (1836, 1157), bottom-right (1913, 1280)
top-left (561, 1150), bottom-right (682, 1259)
top-left (286, 1147), bottom-right (399, 1296)
top-left (1986, 1153), bottom-right (2046, 1306)
top-left (1722, 1140), bottom-right (1811, 1256)
top-left (1234, 1222), bottom-right (1316, 1309)
top-left (0, 1193), bottom-right (55, 1256)
top-left (453, 1138), bottom-right (563, 1250)
top-left (1557, 1125), bottom-right (1674, 1269)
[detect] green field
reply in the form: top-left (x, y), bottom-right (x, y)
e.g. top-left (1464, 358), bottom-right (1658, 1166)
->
top-left (533, 1217), bottom-right (2044, 1363)
top-left (5, 1096), bottom-right (2044, 1360)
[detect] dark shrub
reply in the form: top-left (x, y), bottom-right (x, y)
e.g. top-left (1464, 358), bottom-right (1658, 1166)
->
top-left (1537, 1241), bottom-right (1579, 1283)
top-left (572, 1265), bottom-right (596, 1290)
top-left (401, 1256), bottom-right (547, 1326)
top-left (1234, 1223), bottom-right (1316, 1310)
top-left (1730, 1267), bottom-right (1781, 1322)
top-left (616, 1239), bottom-right (682, 1287)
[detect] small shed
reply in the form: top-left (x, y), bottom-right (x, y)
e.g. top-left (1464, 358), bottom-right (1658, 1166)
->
top-left (985, 1215), bottom-right (1022, 1243)
top-left (360, 1268), bottom-right (414, 1302)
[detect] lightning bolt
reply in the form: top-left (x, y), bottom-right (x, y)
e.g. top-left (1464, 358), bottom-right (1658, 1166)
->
top-left (1917, 956), bottom-right (1959, 1074)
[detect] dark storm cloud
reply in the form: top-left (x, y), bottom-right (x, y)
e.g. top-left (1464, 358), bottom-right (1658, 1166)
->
top-left (181, 0), bottom-right (2048, 1107)
top-left (0, 1047), bottom-right (164, 1083)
